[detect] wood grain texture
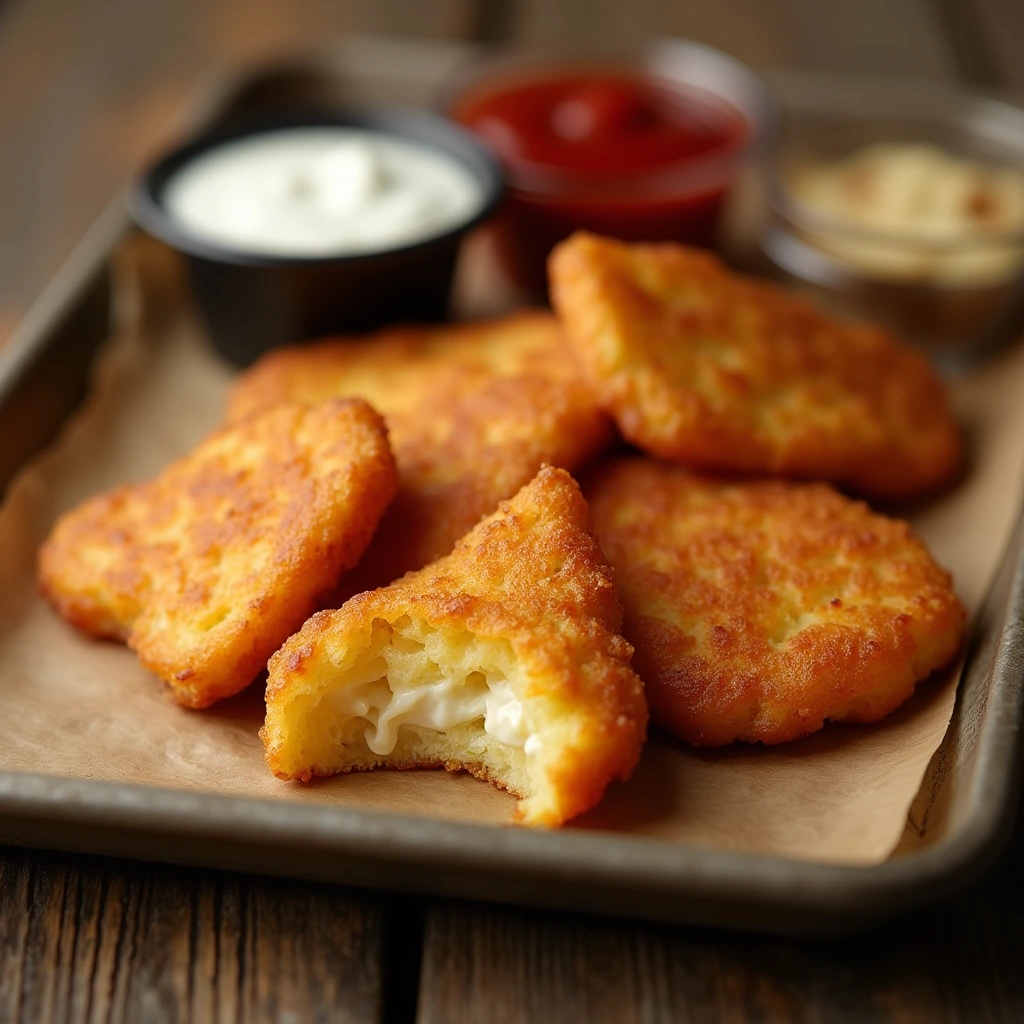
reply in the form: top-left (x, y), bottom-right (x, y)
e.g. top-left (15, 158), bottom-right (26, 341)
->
top-left (417, 797), bottom-right (1024, 1024)
top-left (507, 0), bottom-right (957, 79)
top-left (0, 847), bottom-right (385, 1024)
top-left (968, 0), bottom-right (1024, 90)
top-left (927, 0), bottom-right (1003, 86)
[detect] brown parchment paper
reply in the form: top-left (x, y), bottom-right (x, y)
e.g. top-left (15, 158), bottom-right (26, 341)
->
top-left (1, 240), bottom-right (1022, 867)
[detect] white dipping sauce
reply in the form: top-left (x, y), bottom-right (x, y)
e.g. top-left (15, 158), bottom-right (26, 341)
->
top-left (163, 127), bottom-right (485, 257)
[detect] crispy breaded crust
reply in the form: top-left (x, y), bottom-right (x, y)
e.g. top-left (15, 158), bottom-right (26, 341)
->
top-left (39, 400), bottom-right (397, 708)
top-left (586, 458), bottom-right (966, 746)
top-left (227, 313), bottom-right (613, 590)
top-left (550, 232), bottom-right (961, 499)
top-left (262, 466), bottom-right (648, 826)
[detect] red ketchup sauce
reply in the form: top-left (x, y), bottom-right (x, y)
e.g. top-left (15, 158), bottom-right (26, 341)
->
top-left (454, 71), bottom-right (750, 294)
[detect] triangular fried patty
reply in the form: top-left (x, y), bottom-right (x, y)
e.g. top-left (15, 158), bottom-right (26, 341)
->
top-left (38, 399), bottom-right (397, 708)
top-left (550, 232), bottom-right (960, 499)
top-left (262, 466), bottom-right (647, 827)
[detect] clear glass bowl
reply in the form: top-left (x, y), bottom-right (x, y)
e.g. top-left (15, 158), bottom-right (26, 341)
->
top-left (447, 40), bottom-right (777, 296)
top-left (762, 74), bottom-right (1024, 368)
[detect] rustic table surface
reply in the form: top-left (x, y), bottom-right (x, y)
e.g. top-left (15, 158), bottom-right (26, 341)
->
top-left (2, 0), bottom-right (1024, 1020)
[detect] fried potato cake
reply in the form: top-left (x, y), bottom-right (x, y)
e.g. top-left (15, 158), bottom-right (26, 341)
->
top-left (263, 466), bottom-right (647, 827)
top-left (586, 458), bottom-right (965, 746)
top-left (38, 400), bottom-right (397, 708)
top-left (550, 232), bottom-right (960, 500)
top-left (227, 313), bottom-right (613, 591)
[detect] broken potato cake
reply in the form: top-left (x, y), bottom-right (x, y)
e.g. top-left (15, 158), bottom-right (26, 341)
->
top-left (550, 232), bottom-right (960, 500)
top-left (227, 312), bottom-right (613, 592)
top-left (263, 466), bottom-right (648, 827)
top-left (586, 458), bottom-right (965, 747)
top-left (38, 399), bottom-right (397, 708)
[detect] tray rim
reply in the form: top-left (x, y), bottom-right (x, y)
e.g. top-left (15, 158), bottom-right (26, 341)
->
top-left (0, 50), bottom-right (1022, 935)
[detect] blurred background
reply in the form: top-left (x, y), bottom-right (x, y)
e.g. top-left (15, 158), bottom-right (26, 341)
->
top-left (1, 0), bottom-right (1022, 347)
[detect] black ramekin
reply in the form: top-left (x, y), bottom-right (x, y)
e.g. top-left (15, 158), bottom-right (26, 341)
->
top-left (130, 109), bottom-right (504, 366)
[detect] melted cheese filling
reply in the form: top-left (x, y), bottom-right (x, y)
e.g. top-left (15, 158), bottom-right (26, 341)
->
top-left (332, 618), bottom-right (540, 756)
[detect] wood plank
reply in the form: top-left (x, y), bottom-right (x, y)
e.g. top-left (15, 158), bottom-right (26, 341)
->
top-left (926, 0), bottom-right (1003, 86)
top-left (0, 846), bottom-right (386, 1024)
top-left (967, 0), bottom-right (1024, 90)
top-left (508, 0), bottom-right (957, 79)
top-left (417, 797), bottom-right (1024, 1023)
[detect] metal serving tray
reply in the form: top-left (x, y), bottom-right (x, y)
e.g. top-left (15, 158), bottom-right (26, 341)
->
top-left (0, 37), bottom-right (1022, 935)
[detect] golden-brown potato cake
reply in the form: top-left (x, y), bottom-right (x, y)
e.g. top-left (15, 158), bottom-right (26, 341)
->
top-left (262, 466), bottom-right (647, 827)
top-left (227, 313), bottom-right (613, 591)
top-left (550, 232), bottom-right (960, 500)
top-left (38, 400), bottom-right (397, 708)
top-left (586, 458), bottom-right (965, 746)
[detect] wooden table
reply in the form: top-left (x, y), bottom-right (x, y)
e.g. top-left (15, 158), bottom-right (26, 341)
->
top-left (2, 1), bottom-right (1024, 1020)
